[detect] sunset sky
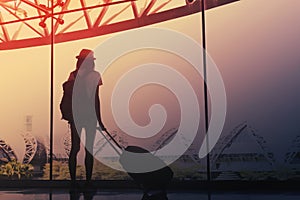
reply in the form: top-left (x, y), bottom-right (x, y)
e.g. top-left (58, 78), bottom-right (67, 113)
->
top-left (0, 0), bottom-right (299, 164)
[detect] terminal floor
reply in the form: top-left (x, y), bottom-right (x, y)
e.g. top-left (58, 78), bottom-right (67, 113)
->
top-left (0, 189), bottom-right (300, 200)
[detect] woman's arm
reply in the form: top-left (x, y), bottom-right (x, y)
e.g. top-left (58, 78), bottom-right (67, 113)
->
top-left (95, 86), bottom-right (106, 131)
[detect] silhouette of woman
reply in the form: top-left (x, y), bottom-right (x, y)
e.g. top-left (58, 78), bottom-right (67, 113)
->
top-left (67, 49), bottom-right (106, 187)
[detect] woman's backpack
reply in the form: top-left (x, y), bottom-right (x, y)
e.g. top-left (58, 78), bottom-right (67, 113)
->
top-left (60, 79), bottom-right (75, 121)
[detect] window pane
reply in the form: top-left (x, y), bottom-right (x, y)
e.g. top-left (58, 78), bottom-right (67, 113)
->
top-left (0, 0), bottom-right (52, 181)
top-left (0, 48), bottom-right (50, 180)
top-left (52, 0), bottom-right (208, 181)
top-left (206, 0), bottom-right (300, 180)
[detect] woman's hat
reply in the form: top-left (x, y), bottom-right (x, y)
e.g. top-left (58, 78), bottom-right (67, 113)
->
top-left (76, 49), bottom-right (96, 60)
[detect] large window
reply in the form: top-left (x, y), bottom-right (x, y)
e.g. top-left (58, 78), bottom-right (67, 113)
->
top-left (0, 0), bottom-right (299, 182)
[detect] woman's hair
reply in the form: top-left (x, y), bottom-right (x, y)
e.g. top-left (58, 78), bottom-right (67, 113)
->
top-left (76, 58), bottom-right (95, 71)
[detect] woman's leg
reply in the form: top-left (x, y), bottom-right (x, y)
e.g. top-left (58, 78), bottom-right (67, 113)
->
top-left (84, 125), bottom-right (96, 182)
top-left (69, 122), bottom-right (81, 182)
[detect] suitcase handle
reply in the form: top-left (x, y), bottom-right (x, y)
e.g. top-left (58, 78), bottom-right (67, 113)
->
top-left (96, 127), bottom-right (123, 155)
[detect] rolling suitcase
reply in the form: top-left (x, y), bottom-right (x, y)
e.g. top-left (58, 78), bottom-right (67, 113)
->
top-left (97, 128), bottom-right (173, 199)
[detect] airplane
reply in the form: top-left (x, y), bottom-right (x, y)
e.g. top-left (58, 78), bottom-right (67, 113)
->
top-left (0, 0), bottom-right (239, 50)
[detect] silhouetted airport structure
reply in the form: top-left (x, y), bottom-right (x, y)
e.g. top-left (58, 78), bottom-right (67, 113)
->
top-left (285, 135), bottom-right (300, 167)
top-left (0, 123), bottom-right (300, 180)
top-left (0, 139), bottom-right (17, 164)
top-left (211, 123), bottom-right (275, 170)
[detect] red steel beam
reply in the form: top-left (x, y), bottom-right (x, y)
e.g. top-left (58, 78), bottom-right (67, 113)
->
top-left (0, 0), bottom-right (239, 50)
top-left (80, 0), bottom-right (92, 29)
top-left (0, 12), bottom-right (10, 42)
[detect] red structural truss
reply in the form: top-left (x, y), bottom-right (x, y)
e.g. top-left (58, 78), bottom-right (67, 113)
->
top-left (0, 0), bottom-right (238, 50)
